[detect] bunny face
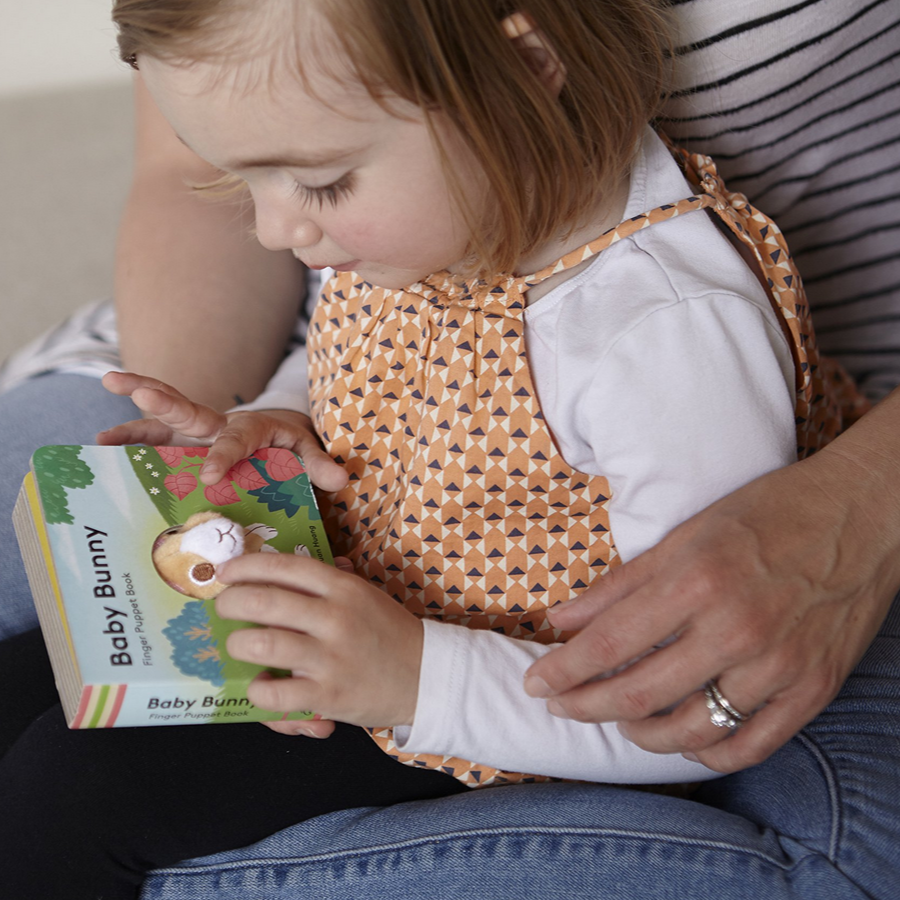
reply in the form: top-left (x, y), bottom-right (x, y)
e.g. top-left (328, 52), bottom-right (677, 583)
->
top-left (151, 512), bottom-right (248, 600)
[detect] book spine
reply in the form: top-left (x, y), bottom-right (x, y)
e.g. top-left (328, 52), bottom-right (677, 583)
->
top-left (13, 474), bottom-right (84, 723)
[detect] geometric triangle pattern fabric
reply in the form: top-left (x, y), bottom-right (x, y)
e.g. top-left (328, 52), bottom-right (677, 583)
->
top-left (307, 141), bottom-right (868, 788)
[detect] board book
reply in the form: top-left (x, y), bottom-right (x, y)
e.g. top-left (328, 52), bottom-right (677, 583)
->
top-left (12, 444), bottom-right (333, 728)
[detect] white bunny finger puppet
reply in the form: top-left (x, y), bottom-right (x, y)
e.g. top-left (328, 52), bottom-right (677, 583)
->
top-left (152, 511), bottom-right (280, 600)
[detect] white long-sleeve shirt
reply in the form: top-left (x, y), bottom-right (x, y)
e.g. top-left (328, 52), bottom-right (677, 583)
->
top-left (239, 129), bottom-right (796, 784)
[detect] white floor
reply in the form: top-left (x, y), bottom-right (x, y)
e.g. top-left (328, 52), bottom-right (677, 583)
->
top-left (0, 82), bottom-right (133, 366)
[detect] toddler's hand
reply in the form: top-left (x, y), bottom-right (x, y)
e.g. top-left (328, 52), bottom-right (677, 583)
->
top-left (215, 553), bottom-right (423, 730)
top-left (98, 371), bottom-right (347, 492)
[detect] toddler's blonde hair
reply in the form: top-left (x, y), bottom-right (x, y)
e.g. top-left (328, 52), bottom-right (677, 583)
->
top-left (113, 0), bottom-right (673, 277)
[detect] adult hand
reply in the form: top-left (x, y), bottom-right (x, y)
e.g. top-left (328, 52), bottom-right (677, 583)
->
top-left (525, 406), bottom-right (900, 773)
top-left (98, 371), bottom-right (348, 492)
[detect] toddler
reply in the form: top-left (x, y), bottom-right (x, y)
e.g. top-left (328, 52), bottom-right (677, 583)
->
top-left (0, 1), bottom-right (864, 897)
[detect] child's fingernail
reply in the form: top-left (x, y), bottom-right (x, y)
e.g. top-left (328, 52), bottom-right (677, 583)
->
top-left (682, 752), bottom-right (700, 763)
top-left (294, 725), bottom-right (323, 738)
top-left (523, 675), bottom-right (551, 698)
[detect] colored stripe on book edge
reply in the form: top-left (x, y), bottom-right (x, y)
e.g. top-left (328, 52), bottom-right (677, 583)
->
top-left (71, 686), bottom-right (95, 729)
top-left (88, 685), bottom-right (111, 729)
top-left (104, 685), bottom-right (127, 728)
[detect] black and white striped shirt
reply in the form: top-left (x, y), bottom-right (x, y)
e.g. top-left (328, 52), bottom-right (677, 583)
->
top-left (662, 0), bottom-right (900, 399)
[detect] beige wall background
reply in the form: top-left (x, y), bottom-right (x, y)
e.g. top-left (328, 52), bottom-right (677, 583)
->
top-left (0, 0), bottom-right (133, 366)
top-left (0, 0), bottom-right (130, 96)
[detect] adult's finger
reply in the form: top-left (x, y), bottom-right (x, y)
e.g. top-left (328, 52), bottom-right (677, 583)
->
top-left (692, 674), bottom-right (846, 773)
top-left (547, 558), bottom-right (652, 632)
top-left (540, 624), bottom-right (734, 724)
top-left (524, 574), bottom-right (691, 703)
top-left (614, 668), bottom-right (770, 757)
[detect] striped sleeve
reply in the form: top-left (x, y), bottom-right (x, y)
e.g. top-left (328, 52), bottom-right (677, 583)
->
top-left (662, 0), bottom-right (900, 399)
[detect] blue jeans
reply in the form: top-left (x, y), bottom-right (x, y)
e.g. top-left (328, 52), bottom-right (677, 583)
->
top-left (2, 374), bottom-right (899, 899)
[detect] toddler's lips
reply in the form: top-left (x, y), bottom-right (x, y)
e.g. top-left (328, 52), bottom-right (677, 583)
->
top-left (291, 249), bottom-right (359, 272)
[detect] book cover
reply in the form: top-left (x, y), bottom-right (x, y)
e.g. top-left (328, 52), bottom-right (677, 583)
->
top-left (13, 444), bottom-right (333, 728)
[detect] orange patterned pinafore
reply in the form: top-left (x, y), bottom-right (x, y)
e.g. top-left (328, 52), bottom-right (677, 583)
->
top-left (307, 145), bottom-right (869, 788)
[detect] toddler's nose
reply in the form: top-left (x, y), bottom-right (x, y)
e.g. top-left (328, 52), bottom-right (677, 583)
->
top-left (254, 198), bottom-right (323, 253)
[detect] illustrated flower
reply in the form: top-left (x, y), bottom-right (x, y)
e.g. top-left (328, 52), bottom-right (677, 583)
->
top-left (139, 448), bottom-right (147, 455)
top-left (152, 471), bottom-right (160, 478)
top-left (145, 463), bottom-right (153, 469)
top-left (150, 487), bottom-right (160, 494)
top-left (133, 453), bottom-right (142, 461)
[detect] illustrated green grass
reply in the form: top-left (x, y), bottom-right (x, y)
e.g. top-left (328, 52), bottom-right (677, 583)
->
top-left (127, 445), bottom-right (324, 723)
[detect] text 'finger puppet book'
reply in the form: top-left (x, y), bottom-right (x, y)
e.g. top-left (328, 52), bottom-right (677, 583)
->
top-left (13, 445), bottom-right (333, 728)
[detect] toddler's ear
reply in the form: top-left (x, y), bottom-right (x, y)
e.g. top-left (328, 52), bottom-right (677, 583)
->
top-left (502, 11), bottom-right (566, 97)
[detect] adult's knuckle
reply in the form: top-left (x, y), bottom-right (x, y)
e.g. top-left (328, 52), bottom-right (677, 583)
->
top-left (581, 626), bottom-right (625, 670)
top-left (818, 663), bottom-right (847, 705)
top-left (728, 624), bottom-right (768, 661)
top-left (617, 684), bottom-right (655, 720)
top-left (688, 561), bottom-right (730, 602)
top-left (722, 739), bottom-right (772, 772)
top-left (673, 720), bottom-right (711, 753)
top-left (561, 700), bottom-right (592, 723)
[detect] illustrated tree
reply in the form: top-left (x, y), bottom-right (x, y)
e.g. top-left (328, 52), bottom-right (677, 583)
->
top-left (33, 445), bottom-right (95, 524)
top-left (162, 601), bottom-right (226, 686)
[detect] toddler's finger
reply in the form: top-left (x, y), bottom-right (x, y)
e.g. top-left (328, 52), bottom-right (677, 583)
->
top-left (293, 435), bottom-right (349, 492)
top-left (102, 370), bottom-right (183, 399)
top-left (261, 718), bottom-right (336, 738)
top-left (131, 387), bottom-right (226, 441)
top-left (200, 419), bottom-right (273, 484)
top-left (96, 418), bottom-right (174, 446)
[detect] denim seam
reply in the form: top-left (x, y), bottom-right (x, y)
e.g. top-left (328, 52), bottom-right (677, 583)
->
top-left (794, 729), bottom-right (842, 862)
top-left (148, 826), bottom-right (805, 877)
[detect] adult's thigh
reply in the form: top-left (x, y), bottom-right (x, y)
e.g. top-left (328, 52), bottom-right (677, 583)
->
top-left (0, 374), bottom-right (138, 638)
top-left (141, 595), bottom-right (900, 900)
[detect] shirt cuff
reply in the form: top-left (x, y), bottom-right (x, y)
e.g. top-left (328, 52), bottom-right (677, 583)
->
top-left (393, 618), bottom-right (465, 752)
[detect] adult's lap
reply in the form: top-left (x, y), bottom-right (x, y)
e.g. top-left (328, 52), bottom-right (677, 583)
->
top-left (0, 373), bottom-right (138, 639)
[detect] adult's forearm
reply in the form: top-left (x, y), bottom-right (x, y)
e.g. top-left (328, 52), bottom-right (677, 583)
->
top-left (809, 384), bottom-right (900, 598)
top-left (114, 174), bottom-right (304, 411)
top-left (113, 76), bottom-right (305, 412)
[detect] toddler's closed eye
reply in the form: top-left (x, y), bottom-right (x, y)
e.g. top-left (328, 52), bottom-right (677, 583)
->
top-left (290, 172), bottom-right (355, 209)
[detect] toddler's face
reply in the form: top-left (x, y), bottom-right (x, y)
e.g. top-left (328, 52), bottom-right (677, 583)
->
top-left (140, 45), bottom-right (485, 291)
